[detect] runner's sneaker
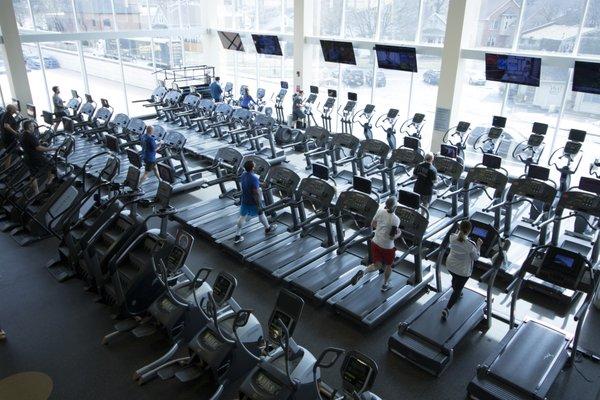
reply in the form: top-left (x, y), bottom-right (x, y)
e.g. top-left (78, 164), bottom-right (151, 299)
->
top-left (381, 283), bottom-right (391, 292)
top-left (441, 309), bottom-right (449, 321)
top-left (265, 224), bottom-right (278, 235)
top-left (234, 235), bottom-right (244, 244)
top-left (350, 270), bottom-right (364, 285)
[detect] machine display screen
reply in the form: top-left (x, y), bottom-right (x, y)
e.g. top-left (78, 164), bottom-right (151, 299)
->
top-left (166, 246), bottom-right (185, 271)
top-left (528, 164), bottom-right (550, 181)
top-left (320, 40), bottom-right (357, 65)
top-left (387, 108), bottom-right (399, 119)
top-left (470, 226), bottom-right (488, 240)
top-left (348, 92), bottom-right (357, 101)
top-left (201, 330), bottom-right (221, 348)
top-left (26, 103), bottom-right (36, 118)
top-left (440, 144), bottom-right (458, 159)
top-left (579, 177), bottom-right (600, 195)
top-left (568, 129), bottom-right (586, 142)
top-left (11, 98), bottom-right (21, 112)
top-left (488, 127), bottom-right (503, 139)
top-left (71, 90), bottom-right (78, 99)
top-left (280, 81), bottom-right (288, 89)
top-left (343, 357), bottom-right (370, 390)
top-left (255, 372), bottom-right (281, 395)
top-left (312, 163), bottom-right (329, 180)
top-left (217, 31), bottom-right (244, 51)
top-left (398, 190), bottom-right (420, 210)
top-left (485, 53), bottom-right (541, 87)
top-left (492, 115), bottom-right (507, 128)
top-left (456, 121), bottom-right (470, 132)
top-left (353, 176), bottom-right (372, 194)
top-left (327, 89), bottom-right (337, 98)
top-left (404, 136), bottom-right (419, 150)
top-left (553, 253), bottom-right (575, 269)
top-left (483, 154), bottom-right (501, 169)
top-left (532, 122), bottom-right (548, 135)
top-left (252, 34), bottom-right (283, 56)
top-left (374, 44), bottom-right (417, 72)
top-left (573, 61), bottom-right (600, 95)
top-left (309, 85), bottom-right (318, 94)
top-left (363, 104), bottom-right (375, 114)
top-left (412, 113), bottom-right (425, 124)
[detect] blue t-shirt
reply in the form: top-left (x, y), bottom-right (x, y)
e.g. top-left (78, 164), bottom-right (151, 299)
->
top-left (240, 94), bottom-right (254, 109)
top-left (210, 81), bottom-right (223, 100)
top-left (240, 171), bottom-right (260, 205)
top-left (141, 134), bottom-right (157, 163)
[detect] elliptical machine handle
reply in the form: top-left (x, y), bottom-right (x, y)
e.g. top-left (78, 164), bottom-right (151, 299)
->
top-left (313, 347), bottom-right (345, 400)
top-left (233, 309), bottom-right (261, 362)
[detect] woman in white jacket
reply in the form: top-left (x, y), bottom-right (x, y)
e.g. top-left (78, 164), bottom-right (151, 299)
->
top-left (442, 220), bottom-right (482, 320)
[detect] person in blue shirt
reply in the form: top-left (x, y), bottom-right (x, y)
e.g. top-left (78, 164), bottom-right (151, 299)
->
top-left (234, 160), bottom-right (277, 244)
top-left (139, 125), bottom-right (162, 185)
top-left (239, 87), bottom-right (256, 110)
top-left (209, 77), bottom-right (223, 102)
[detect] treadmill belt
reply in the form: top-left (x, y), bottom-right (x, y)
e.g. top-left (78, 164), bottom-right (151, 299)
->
top-left (292, 253), bottom-right (362, 293)
top-left (195, 213), bottom-right (241, 235)
top-left (511, 225), bottom-right (539, 243)
top-left (430, 199), bottom-right (452, 215)
top-left (409, 289), bottom-right (484, 347)
top-left (220, 223), bottom-right (289, 253)
top-left (561, 240), bottom-right (591, 257)
top-left (335, 271), bottom-right (410, 318)
top-left (488, 322), bottom-right (567, 394)
top-left (471, 211), bottom-right (494, 226)
top-left (175, 198), bottom-right (235, 223)
top-left (254, 236), bottom-right (323, 273)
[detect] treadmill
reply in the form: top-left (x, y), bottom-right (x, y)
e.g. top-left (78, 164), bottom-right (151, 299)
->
top-left (529, 176), bottom-right (600, 304)
top-left (284, 188), bottom-right (379, 303)
top-left (248, 177), bottom-right (338, 279)
top-left (467, 244), bottom-right (597, 400)
top-left (327, 190), bottom-right (434, 328)
top-left (388, 220), bottom-right (505, 376)
top-left (216, 165), bottom-right (301, 260)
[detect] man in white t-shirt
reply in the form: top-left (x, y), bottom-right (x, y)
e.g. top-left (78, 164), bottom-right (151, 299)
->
top-left (350, 196), bottom-right (401, 292)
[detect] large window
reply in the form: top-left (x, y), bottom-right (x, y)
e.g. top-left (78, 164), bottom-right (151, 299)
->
top-left (120, 38), bottom-right (159, 116)
top-left (379, 0), bottom-right (420, 42)
top-left (345, 0), bottom-right (378, 39)
top-left (0, 49), bottom-right (13, 106)
top-left (28, 0), bottom-right (77, 33)
top-left (74, 0), bottom-right (115, 32)
top-left (314, 0), bottom-right (343, 36)
top-left (579, 0), bottom-right (600, 56)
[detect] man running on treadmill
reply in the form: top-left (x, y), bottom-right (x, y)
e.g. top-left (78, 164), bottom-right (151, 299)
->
top-left (350, 196), bottom-right (401, 292)
top-left (413, 152), bottom-right (437, 208)
top-left (1, 104), bottom-right (20, 169)
top-left (209, 77), bottom-right (223, 102)
top-left (234, 160), bottom-right (277, 244)
top-left (139, 125), bottom-right (162, 186)
top-left (21, 120), bottom-right (56, 195)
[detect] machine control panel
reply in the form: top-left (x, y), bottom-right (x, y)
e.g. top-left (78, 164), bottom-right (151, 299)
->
top-left (466, 167), bottom-right (508, 193)
top-left (266, 166), bottom-right (300, 196)
top-left (509, 178), bottom-right (557, 204)
top-left (332, 133), bottom-right (360, 150)
top-left (389, 147), bottom-right (424, 167)
top-left (558, 190), bottom-right (600, 217)
top-left (564, 141), bottom-right (582, 155)
top-left (305, 126), bottom-right (330, 143)
top-left (232, 107), bottom-right (253, 122)
top-left (127, 118), bottom-right (147, 135)
top-left (124, 166), bottom-right (141, 190)
top-left (336, 191), bottom-right (379, 226)
top-left (525, 246), bottom-right (590, 292)
top-left (359, 139), bottom-right (390, 158)
top-left (215, 147), bottom-right (243, 170)
top-left (163, 131), bottom-right (187, 150)
top-left (298, 178), bottom-right (336, 210)
top-left (434, 157), bottom-right (464, 180)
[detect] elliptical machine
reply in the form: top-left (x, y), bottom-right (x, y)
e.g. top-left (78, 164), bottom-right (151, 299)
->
top-left (441, 121), bottom-right (471, 160)
top-left (274, 81), bottom-right (288, 125)
top-left (338, 92), bottom-right (357, 135)
top-left (353, 104), bottom-right (375, 140)
top-left (320, 89), bottom-right (337, 132)
top-left (303, 85), bottom-right (320, 128)
top-left (237, 290), bottom-right (317, 399)
top-left (473, 115), bottom-right (507, 155)
top-left (313, 348), bottom-right (381, 400)
top-left (374, 108), bottom-right (399, 149)
top-left (398, 113), bottom-right (425, 140)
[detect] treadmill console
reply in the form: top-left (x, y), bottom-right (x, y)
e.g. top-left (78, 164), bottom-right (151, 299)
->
top-left (162, 131), bottom-right (187, 150)
top-left (243, 155), bottom-right (270, 180)
top-left (215, 147), bottom-right (243, 171)
top-left (353, 176), bottom-right (372, 194)
top-left (298, 178), bottom-right (336, 210)
top-left (433, 156), bottom-right (464, 180)
top-left (336, 191), bottom-right (379, 226)
top-left (360, 139), bottom-right (390, 158)
top-left (389, 147), bottom-right (423, 167)
top-left (440, 144), bottom-right (458, 159)
top-left (558, 190), bottom-right (600, 217)
top-left (509, 178), bottom-right (557, 204)
top-left (468, 222), bottom-right (497, 257)
top-left (332, 133), bottom-right (360, 149)
top-left (466, 167), bottom-right (508, 193)
top-left (526, 247), bottom-right (587, 291)
top-left (267, 166), bottom-right (300, 196)
top-left (305, 126), bottom-right (330, 143)
top-left (394, 206), bottom-right (428, 241)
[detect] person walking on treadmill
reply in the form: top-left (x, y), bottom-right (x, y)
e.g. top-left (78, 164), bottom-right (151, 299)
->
top-left (350, 196), bottom-right (401, 292)
top-left (441, 220), bottom-right (482, 320)
top-left (139, 125), bottom-right (162, 186)
top-left (51, 86), bottom-right (67, 131)
top-left (239, 87), bottom-right (256, 110)
top-left (292, 90), bottom-right (305, 128)
top-left (413, 152), bottom-right (437, 208)
top-left (209, 77), bottom-right (223, 102)
top-left (234, 160), bottom-right (277, 244)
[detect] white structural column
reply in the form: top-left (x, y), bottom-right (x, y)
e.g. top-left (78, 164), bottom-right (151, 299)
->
top-left (0, 0), bottom-right (32, 105)
top-left (429, 0), bottom-right (476, 152)
top-left (292, 0), bottom-right (312, 92)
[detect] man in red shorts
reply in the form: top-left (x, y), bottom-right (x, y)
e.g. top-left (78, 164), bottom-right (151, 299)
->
top-left (351, 196), bottom-right (401, 292)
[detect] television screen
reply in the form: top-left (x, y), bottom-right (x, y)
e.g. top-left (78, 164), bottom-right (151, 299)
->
top-left (320, 40), bottom-right (356, 65)
top-left (485, 53), bottom-right (541, 87)
top-left (573, 61), bottom-right (600, 95)
top-left (579, 176), bottom-right (600, 195)
top-left (353, 176), bottom-right (371, 194)
top-left (217, 31), bottom-right (244, 51)
top-left (374, 45), bottom-right (417, 72)
top-left (404, 136), bottom-right (419, 150)
top-left (252, 34), bottom-right (283, 56)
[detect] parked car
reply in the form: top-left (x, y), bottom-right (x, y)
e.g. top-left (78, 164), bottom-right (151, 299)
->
top-left (341, 68), bottom-right (365, 87)
top-left (468, 72), bottom-right (486, 86)
top-left (25, 56), bottom-right (41, 70)
top-left (25, 56), bottom-right (60, 69)
top-left (423, 69), bottom-right (440, 85)
top-left (466, 126), bottom-right (528, 158)
top-left (365, 70), bottom-right (386, 87)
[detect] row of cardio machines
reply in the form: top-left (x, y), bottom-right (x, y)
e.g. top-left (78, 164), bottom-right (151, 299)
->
top-left (23, 148), bottom-right (383, 399)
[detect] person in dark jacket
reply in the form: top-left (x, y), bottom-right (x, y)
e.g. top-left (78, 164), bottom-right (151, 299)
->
top-left (413, 152), bottom-right (437, 208)
top-left (209, 77), bottom-right (223, 102)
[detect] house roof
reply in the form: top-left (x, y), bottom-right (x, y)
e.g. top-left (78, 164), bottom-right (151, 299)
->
top-left (75, 0), bottom-right (140, 15)
top-left (481, 0), bottom-right (520, 21)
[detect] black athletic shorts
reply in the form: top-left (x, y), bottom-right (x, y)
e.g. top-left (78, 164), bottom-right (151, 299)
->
top-left (144, 161), bottom-right (157, 170)
top-left (28, 157), bottom-right (52, 178)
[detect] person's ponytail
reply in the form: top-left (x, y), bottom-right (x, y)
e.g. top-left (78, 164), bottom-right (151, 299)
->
top-left (457, 220), bottom-right (472, 243)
